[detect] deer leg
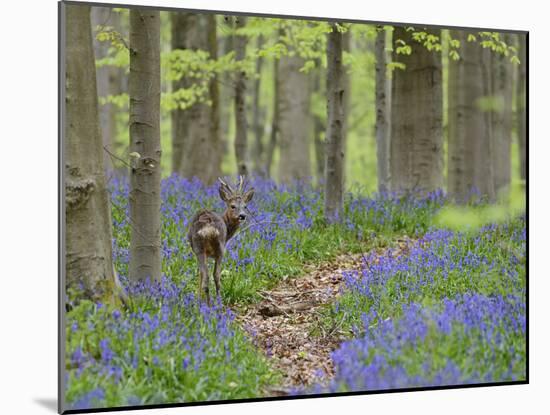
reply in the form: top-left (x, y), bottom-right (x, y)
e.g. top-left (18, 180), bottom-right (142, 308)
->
top-left (197, 260), bottom-right (203, 299)
top-left (197, 252), bottom-right (210, 305)
top-left (213, 243), bottom-right (225, 300)
top-left (213, 257), bottom-right (222, 300)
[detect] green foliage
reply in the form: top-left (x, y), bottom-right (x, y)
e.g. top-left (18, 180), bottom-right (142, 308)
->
top-left (350, 23), bottom-right (378, 40)
top-left (510, 55), bottom-right (521, 65)
top-left (475, 95), bottom-right (504, 113)
top-left (476, 32), bottom-right (520, 63)
top-left (444, 30), bottom-right (461, 61)
top-left (310, 89), bottom-right (326, 120)
top-left (386, 62), bottom-right (406, 71)
top-left (94, 26), bottom-right (129, 69)
top-left (99, 93), bottom-right (128, 109)
top-left (163, 49), bottom-right (214, 82)
top-left (395, 38), bottom-right (412, 55)
top-left (433, 183), bottom-right (526, 232)
top-left (411, 30), bottom-right (443, 52)
top-left (162, 85), bottom-right (210, 111)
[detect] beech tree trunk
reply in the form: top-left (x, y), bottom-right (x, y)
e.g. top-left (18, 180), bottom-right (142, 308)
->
top-left (171, 13), bottom-right (221, 183)
top-left (170, 12), bottom-right (191, 175)
top-left (129, 9), bottom-right (161, 283)
top-left (324, 24), bottom-right (346, 223)
top-left (490, 33), bottom-right (514, 195)
top-left (516, 34), bottom-right (527, 182)
top-left (312, 63), bottom-right (326, 180)
top-left (252, 35), bottom-right (265, 175)
top-left (219, 19), bottom-right (234, 157)
top-left (207, 15), bottom-right (222, 180)
top-left (91, 7), bottom-right (122, 173)
top-left (447, 30), bottom-right (495, 201)
top-left (390, 27), bottom-right (443, 194)
top-left (65, 4), bottom-right (119, 303)
top-left (265, 58), bottom-right (279, 178)
top-left (277, 53), bottom-right (312, 183)
top-left (480, 47), bottom-right (497, 201)
top-left (234, 16), bottom-right (249, 176)
top-left (374, 26), bottom-right (391, 193)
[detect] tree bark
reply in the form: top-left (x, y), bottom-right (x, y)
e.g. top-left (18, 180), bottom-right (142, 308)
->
top-left (91, 7), bottom-right (121, 173)
top-left (65, 4), bottom-right (119, 303)
top-left (170, 12), bottom-right (190, 175)
top-left (129, 9), bottom-right (161, 283)
top-left (312, 62), bottom-right (326, 180)
top-left (277, 53), bottom-right (312, 183)
top-left (219, 18), bottom-right (234, 157)
top-left (479, 47), bottom-right (497, 201)
top-left (234, 16), bottom-right (249, 176)
top-left (447, 30), bottom-right (495, 201)
top-left (171, 13), bottom-right (221, 183)
top-left (490, 33), bottom-right (514, 194)
top-left (207, 15), bottom-right (222, 180)
top-left (390, 27), bottom-right (443, 194)
top-left (375, 26), bottom-right (391, 193)
top-left (324, 24), bottom-right (346, 223)
top-left (265, 58), bottom-right (279, 178)
top-left (516, 34), bottom-right (527, 182)
top-left (252, 35), bottom-right (266, 175)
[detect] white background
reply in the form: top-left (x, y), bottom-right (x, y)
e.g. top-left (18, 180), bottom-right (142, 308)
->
top-left (1, 0), bottom-right (546, 413)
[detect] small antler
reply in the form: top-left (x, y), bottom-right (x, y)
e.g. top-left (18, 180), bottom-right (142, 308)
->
top-left (237, 175), bottom-right (245, 194)
top-left (218, 177), bottom-right (235, 193)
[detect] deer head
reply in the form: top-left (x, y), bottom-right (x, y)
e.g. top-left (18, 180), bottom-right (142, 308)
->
top-left (218, 176), bottom-right (254, 224)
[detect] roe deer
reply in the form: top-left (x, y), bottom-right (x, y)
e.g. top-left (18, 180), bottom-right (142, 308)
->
top-left (188, 176), bottom-right (254, 304)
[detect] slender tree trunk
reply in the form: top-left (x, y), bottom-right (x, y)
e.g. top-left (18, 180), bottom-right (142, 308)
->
top-left (479, 47), bottom-right (497, 201)
top-left (219, 19), bottom-right (234, 156)
top-left (375, 26), bottom-right (391, 193)
top-left (324, 24), bottom-right (346, 223)
top-left (171, 14), bottom-right (220, 183)
top-left (234, 16), bottom-right (249, 176)
top-left (390, 27), bottom-right (443, 194)
top-left (252, 35), bottom-right (265, 175)
top-left (65, 4), bottom-right (119, 303)
top-left (129, 9), bottom-right (161, 283)
top-left (278, 53), bottom-right (312, 183)
top-left (342, 31), bottom-right (351, 138)
top-left (516, 34), bottom-right (527, 182)
top-left (207, 15), bottom-right (222, 180)
top-left (490, 33), bottom-right (514, 194)
top-left (170, 12), bottom-right (190, 175)
top-left (91, 7), bottom-right (120, 173)
top-left (312, 62), bottom-right (326, 180)
top-left (265, 58), bottom-right (279, 178)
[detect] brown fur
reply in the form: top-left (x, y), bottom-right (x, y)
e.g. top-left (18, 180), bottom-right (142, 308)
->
top-left (188, 177), bottom-right (254, 304)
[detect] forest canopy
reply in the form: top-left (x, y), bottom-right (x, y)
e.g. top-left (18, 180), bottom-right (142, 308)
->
top-left (90, 7), bottom-right (525, 194)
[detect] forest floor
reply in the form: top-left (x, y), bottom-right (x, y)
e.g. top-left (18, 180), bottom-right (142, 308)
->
top-left (233, 237), bottom-right (415, 395)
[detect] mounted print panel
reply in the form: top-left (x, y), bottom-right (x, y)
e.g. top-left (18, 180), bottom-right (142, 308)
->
top-left (59, 1), bottom-right (527, 413)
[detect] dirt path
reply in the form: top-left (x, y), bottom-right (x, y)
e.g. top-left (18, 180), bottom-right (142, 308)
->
top-left (234, 238), bottom-right (414, 395)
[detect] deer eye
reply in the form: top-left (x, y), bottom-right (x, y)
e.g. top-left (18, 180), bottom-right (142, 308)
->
top-left (231, 204), bottom-right (237, 209)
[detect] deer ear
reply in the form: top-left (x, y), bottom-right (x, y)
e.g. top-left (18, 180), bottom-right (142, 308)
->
top-left (219, 187), bottom-right (231, 202)
top-left (218, 177), bottom-right (234, 202)
top-left (219, 185), bottom-right (231, 202)
top-left (243, 188), bottom-right (254, 203)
